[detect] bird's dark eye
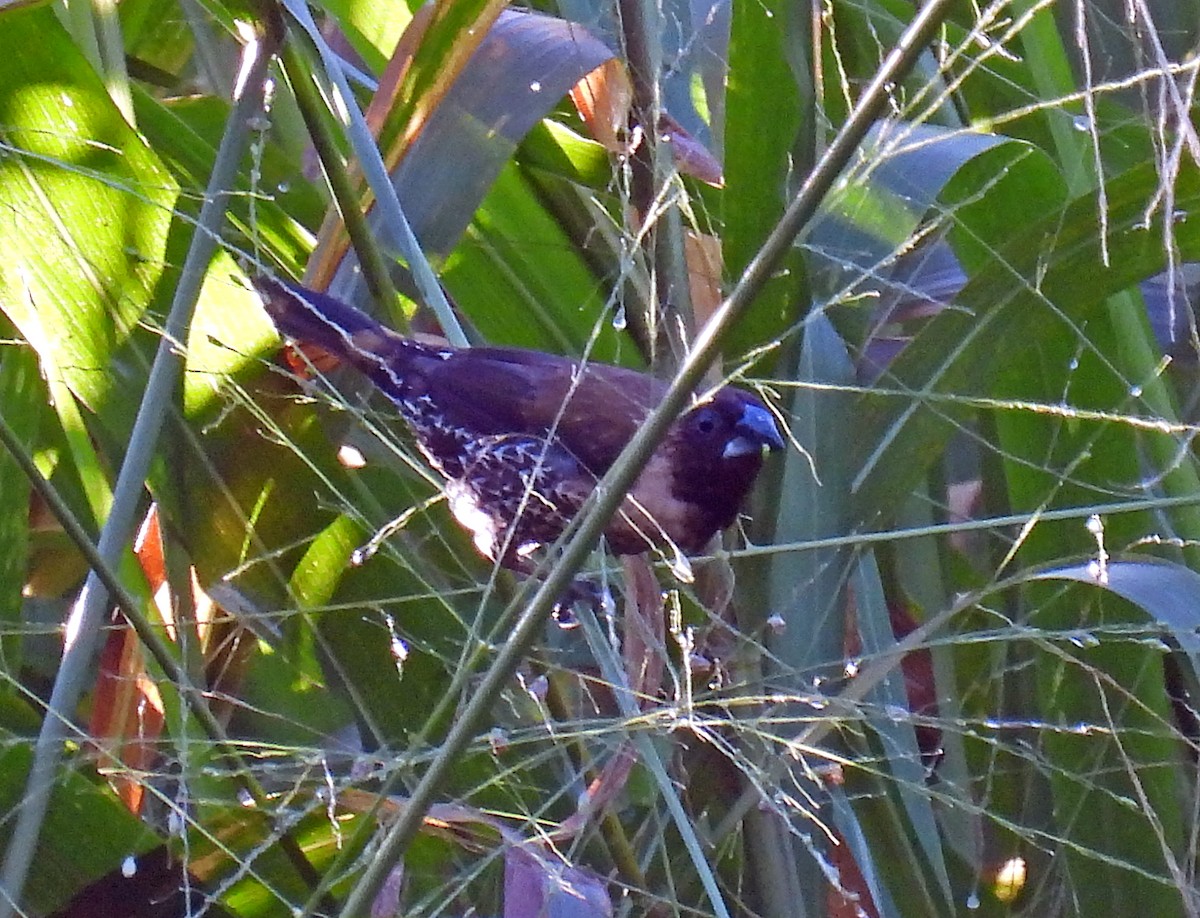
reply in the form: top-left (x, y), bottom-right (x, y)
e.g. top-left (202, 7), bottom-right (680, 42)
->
top-left (692, 408), bottom-right (719, 436)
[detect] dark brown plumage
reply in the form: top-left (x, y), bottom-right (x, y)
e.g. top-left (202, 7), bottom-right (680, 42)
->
top-left (254, 277), bottom-right (784, 573)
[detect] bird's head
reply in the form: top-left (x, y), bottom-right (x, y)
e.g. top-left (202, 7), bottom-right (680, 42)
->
top-left (679, 388), bottom-right (785, 461)
top-left (658, 387), bottom-right (785, 547)
top-left (610, 388), bottom-right (783, 557)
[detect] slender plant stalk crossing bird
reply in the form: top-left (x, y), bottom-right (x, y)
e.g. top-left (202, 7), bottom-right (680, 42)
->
top-left (254, 277), bottom-right (784, 577)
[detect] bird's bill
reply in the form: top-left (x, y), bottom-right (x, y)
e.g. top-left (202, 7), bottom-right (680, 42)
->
top-left (722, 403), bottom-right (785, 458)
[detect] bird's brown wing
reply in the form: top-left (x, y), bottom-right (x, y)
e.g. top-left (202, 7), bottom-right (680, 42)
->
top-left (257, 277), bottom-right (670, 471)
top-left (426, 349), bottom-right (668, 473)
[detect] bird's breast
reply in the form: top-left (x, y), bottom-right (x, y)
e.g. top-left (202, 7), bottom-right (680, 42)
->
top-left (604, 451), bottom-right (713, 556)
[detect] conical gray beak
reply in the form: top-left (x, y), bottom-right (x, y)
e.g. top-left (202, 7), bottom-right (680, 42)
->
top-left (723, 403), bottom-right (785, 458)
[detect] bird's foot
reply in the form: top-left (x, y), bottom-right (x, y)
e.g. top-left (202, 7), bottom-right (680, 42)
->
top-left (551, 577), bottom-right (612, 629)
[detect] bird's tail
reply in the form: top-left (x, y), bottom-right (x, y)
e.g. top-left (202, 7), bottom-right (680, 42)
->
top-left (253, 276), bottom-right (440, 406)
top-left (253, 276), bottom-right (385, 355)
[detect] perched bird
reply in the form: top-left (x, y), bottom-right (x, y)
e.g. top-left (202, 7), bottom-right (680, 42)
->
top-left (254, 277), bottom-right (784, 575)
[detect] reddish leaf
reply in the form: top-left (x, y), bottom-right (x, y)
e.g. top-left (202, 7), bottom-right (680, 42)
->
top-left (825, 827), bottom-right (881, 918)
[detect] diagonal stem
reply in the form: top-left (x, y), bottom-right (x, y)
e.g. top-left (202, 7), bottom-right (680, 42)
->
top-left (327, 1), bottom-right (959, 916)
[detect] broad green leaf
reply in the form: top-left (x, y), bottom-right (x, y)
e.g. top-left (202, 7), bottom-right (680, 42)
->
top-left (182, 396), bottom-right (344, 601)
top-left (230, 513), bottom-right (360, 746)
top-left (1027, 579), bottom-right (1187, 916)
top-left (133, 90), bottom-right (322, 283)
top-left (444, 162), bottom-right (624, 360)
top-left (182, 256), bottom-right (278, 420)
top-left (329, 9), bottom-right (617, 323)
top-left (809, 122), bottom-right (1060, 301)
top-left (386, 9), bottom-right (614, 258)
top-left (763, 311), bottom-right (854, 670)
top-left (848, 159), bottom-right (1200, 524)
top-left (1036, 557), bottom-right (1200, 686)
top-left (319, 0), bottom-right (413, 74)
top-left (721, 0), bottom-right (809, 359)
top-left (520, 119), bottom-right (613, 190)
top-left (853, 554), bottom-right (952, 910)
top-left (0, 7), bottom-right (174, 420)
top-left (0, 4), bottom-right (168, 694)
top-left (0, 745), bottom-right (156, 915)
top-left (120, 0), bottom-right (195, 81)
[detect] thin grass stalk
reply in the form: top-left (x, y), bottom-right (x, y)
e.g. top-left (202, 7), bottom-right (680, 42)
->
top-left (710, 579), bottom-right (982, 843)
top-left (179, 0), bottom-right (232, 98)
top-left (92, 0), bottom-right (134, 122)
top-left (277, 27), bottom-right (400, 312)
top-left (574, 601), bottom-right (732, 917)
top-left (735, 492), bottom-right (1200, 561)
top-left (1016, 0), bottom-right (1200, 569)
top-left (0, 22), bottom-right (280, 917)
top-left (279, 0), bottom-right (469, 346)
top-left (311, 3), bottom-right (962, 916)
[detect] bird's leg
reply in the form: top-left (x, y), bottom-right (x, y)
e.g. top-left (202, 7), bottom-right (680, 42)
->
top-left (548, 576), bottom-right (613, 629)
top-left (496, 545), bottom-right (612, 628)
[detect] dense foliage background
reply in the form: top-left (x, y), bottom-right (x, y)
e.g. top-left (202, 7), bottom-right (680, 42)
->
top-left (0, 0), bottom-right (1199, 915)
